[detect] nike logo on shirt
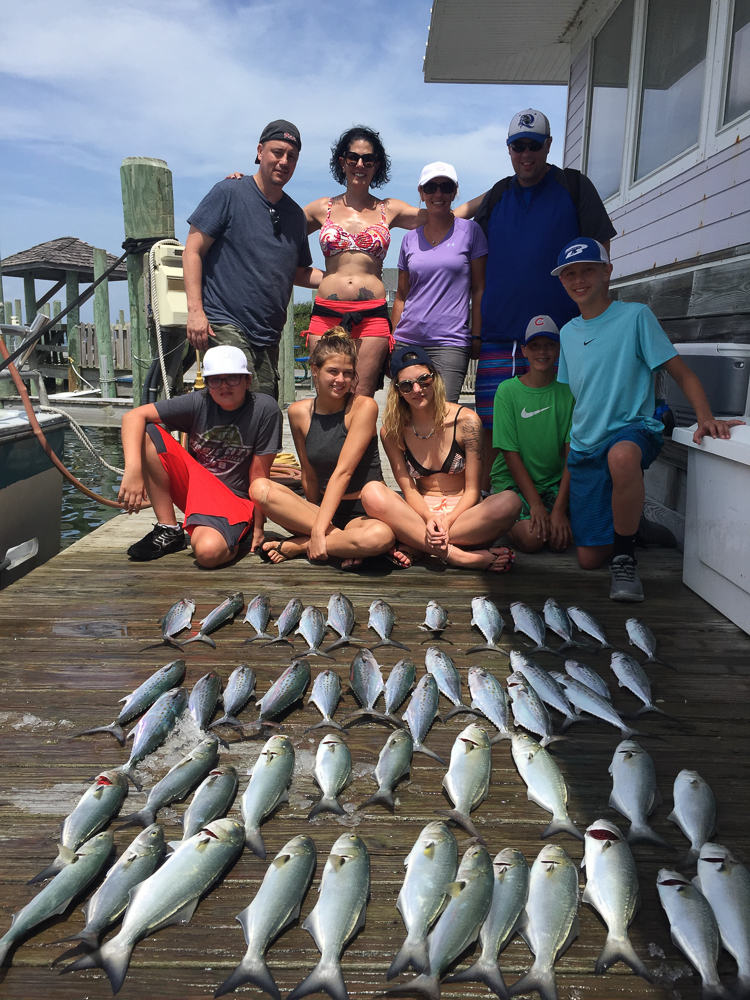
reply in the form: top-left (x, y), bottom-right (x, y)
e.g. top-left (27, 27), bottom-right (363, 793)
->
top-left (521, 406), bottom-right (552, 419)
top-left (583, 339), bottom-right (595, 345)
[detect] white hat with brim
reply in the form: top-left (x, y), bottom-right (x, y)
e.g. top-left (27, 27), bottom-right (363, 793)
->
top-left (418, 161), bottom-right (459, 189)
top-left (202, 345), bottom-right (250, 377)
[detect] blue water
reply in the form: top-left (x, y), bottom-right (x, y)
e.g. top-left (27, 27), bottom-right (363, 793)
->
top-left (61, 427), bottom-right (124, 549)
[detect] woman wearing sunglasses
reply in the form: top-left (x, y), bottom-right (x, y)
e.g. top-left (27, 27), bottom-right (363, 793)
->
top-left (391, 162), bottom-right (487, 403)
top-left (250, 327), bottom-right (394, 567)
top-left (303, 126), bottom-right (424, 396)
top-left (360, 345), bottom-right (521, 570)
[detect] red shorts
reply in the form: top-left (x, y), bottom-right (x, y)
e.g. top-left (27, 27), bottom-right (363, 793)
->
top-left (147, 425), bottom-right (254, 550)
top-left (305, 297), bottom-right (394, 348)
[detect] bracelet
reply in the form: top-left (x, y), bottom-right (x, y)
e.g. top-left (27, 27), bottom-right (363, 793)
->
top-left (471, 335), bottom-right (481, 340)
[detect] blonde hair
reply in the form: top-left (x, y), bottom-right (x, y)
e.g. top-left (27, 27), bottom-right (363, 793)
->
top-left (310, 326), bottom-right (358, 368)
top-left (382, 363), bottom-right (447, 440)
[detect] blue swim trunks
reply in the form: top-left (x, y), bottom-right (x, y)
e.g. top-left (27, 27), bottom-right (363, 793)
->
top-left (567, 421), bottom-right (663, 547)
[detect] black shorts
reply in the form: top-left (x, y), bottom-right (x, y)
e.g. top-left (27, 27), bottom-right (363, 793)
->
top-left (331, 498), bottom-right (367, 530)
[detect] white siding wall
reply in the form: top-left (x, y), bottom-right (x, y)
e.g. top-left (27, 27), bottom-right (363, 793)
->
top-left (563, 45), bottom-right (589, 169)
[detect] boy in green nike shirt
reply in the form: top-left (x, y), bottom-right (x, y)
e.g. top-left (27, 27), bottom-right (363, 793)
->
top-left (490, 315), bottom-right (574, 552)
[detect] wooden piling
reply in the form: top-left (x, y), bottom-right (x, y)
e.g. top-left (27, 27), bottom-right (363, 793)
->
top-left (23, 275), bottom-right (36, 329)
top-left (93, 247), bottom-right (116, 398)
top-left (65, 271), bottom-right (80, 392)
top-left (279, 296), bottom-right (295, 406)
top-left (14, 299), bottom-right (22, 325)
top-left (120, 156), bottom-right (175, 406)
top-left (2, 302), bottom-right (10, 324)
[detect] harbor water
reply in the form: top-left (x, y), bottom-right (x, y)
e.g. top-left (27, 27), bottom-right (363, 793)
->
top-left (61, 426), bottom-right (124, 548)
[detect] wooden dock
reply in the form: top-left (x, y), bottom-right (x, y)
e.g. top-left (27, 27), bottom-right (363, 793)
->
top-left (0, 511), bottom-right (748, 1000)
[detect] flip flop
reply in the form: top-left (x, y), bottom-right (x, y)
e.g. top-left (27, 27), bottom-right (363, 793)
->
top-left (259, 539), bottom-right (294, 564)
top-left (487, 546), bottom-right (515, 573)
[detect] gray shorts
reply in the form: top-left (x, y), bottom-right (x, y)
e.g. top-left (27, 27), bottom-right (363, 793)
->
top-left (395, 341), bottom-right (471, 403)
top-left (208, 322), bottom-right (280, 399)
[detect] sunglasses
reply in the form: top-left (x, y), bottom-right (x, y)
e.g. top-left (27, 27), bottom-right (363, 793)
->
top-left (343, 152), bottom-right (377, 167)
top-left (509, 140), bottom-right (545, 153)
top-left (206, 374), bottom-right (245, 388)
top-left (269, 206), bottom-right (281, 237)
top-left (422, 180), bottom-right (457, 195)
top-left (395, 373), bottom-right (434, 394)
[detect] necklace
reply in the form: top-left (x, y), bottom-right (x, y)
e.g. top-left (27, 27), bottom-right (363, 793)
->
top-left (411, 421), bottom-right (435, 440)
top-left (424, 213), bottom-right (454, 245)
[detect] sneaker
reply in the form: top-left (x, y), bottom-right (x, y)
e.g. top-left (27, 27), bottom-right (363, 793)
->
top-left (127, 523), bottom-right (187, 561)
top-left (609, 554), bottom-right (645, 602)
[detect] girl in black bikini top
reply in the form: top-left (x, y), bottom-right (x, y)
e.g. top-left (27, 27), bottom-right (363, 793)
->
top-left (403, 405), bottom-right (467, 480)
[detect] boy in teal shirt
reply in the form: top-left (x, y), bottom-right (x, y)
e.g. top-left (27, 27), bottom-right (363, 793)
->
top-left (491, 315), bottom-right (575, 553)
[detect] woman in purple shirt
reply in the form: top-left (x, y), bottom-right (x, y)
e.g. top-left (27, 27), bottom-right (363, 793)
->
top-left (391, 162), bottom-right (488, 402)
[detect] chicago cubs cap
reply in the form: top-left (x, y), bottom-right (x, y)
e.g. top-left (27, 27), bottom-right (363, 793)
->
top-left (551, 237), bottom-right (610, 276)
top-left (390, 344), bottom-right (438, 380)
top-left (524, 315), bottom-right (560, 344)
top-left (418, 161), bottom-right (459, 189)
top-left (508, 109), bottom-right (551, 145)
top-left (255, 119), bottom-right (301, 163)
top-left (202, 345), bottom-right (250, 377)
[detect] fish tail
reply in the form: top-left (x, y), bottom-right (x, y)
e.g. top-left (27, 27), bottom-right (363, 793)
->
top-left (51, 934), bottom-right (100, 966)
top-left (140, 637), bottom-right (184, 652)
top-left (305, 648), bottom-right (336, 660)
top-left (244, 827), bottom-right (267, 859)
top-left (542, 814), bottom-right (583, 841)
top-left (27, 851), bottom-right (66, 885)
top-left (340, 708), bottom-right (370, 728)
top-left (635, 704), bottom-right (672, 718)
top-left (465, 643), bottom-right (509, 656)
top-left (244, 632), bottom-right (276, 644)
top-left (489, 731), bottom-right (513, 744)
top-left (118, 764), bottom-right (143, 792)
top-left (385, 973), bottom-right (440, 1000)
top-left (71, 722), bottom-right (126, 745)
top-left (308, 796), bottom-right (345, 820)
top-left (626, 824), bottom-right (673, 849)
top-left (508, 961), bottom-right (558, 1000)
top-left (679, 846), bottom-right (700, 869)
top-left (369, 710), bottom-right (405, 728)
top-left (595, 933), bottom-right (653, 982)
top-left (647, 654), bottom-right (677, 671)
top-left (443, 704), bottom-right (475, 722)
top-left (287, 956), bottom-right (348, 1000)
top-left (209, 715), bottom-right (243, 730)
top-left (304, 718), bottom-right (344, 733)
top-left (259, 636), bottom-right (295, 648)
top-left (434, 807), bottom-right (487, 846)
top-left (529, 643), bottom-right (565, 658)
top-left (412, 742), bottom-right (447, 766)
top-left (323, 636), bottom-right (362, 653)
top-left (445, 958), bottom-right (508, 999)
top-left (182, 632), bottom-right (217, 649)
top-left (0, 940), bottom-right (11, 966)
top-left (555, 639), bottom-right (576, 653)
top-left (559, 713), bottom-right (585, 732)
top-left (540, 734), bottom-right (569, 747)
top-left (386, 937), bottom-right (430, 979)
top-left (702, 984), bottom-right (735, 1000)
top-left (371, 638), bottom-right (411, 652)
top-left (60, 937), bottom-right (133, 994)
top-left (359, 787), bottom-right (395, 812)
top-left (117, 807), bottom-right (155, 830)
top-left (214, 955), bottom-right (281, 1000)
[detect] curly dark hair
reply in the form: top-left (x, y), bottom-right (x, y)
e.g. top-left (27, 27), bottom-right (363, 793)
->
top-left (329, 126), bottom-right (391, 189)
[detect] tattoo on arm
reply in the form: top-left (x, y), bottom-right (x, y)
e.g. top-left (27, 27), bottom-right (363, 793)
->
top-left (463, 417), bottom-right (483, 457)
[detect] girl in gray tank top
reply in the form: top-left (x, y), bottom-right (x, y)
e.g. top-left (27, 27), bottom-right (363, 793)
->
top-left (249, 327), bottom-right (393, 567)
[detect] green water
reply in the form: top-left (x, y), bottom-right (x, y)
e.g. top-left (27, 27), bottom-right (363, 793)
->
top-left (61, 427), bottom-right (124, 549)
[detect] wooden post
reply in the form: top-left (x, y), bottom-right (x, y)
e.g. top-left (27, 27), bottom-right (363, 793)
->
top-left (23, 275), bottom-right (36, 328)
top-left (93, 248), bottom-right (116, 398)
top-left (3, 302), bottom-right (10, 324)
top-left (279, 296), bottom-right (295, 407)
top-left (66, 271), bottom-right (80, 392)
top-left (118, 309), bottom-right (125, 326)
top-left (14, 299), bottom-right (22, 325)
top-left (120, 156), bottom-right (175, 406)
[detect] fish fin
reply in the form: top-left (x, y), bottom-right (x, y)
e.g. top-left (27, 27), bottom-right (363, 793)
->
top-left (304, 718), bottom-right (345, 733)
top-left (259, 637), bottom-right (296, 648)
top-left (412, 743), bottom-right (447, 766)
top-left (443, 704), bottom-right (475, 722)
top-left (214, 956), bottom-right (281, 1000)
top-left (209, 715), bottom-right (243, 730)
top-left (635, 704), bottom-right (672, 718)
top-left (465, 643), bottom-right (509, 657)
top-left (244, 632), bottom-right (276, 644)
top-left (386, 937), bottom-right (430, 979)
top-left (308, 796), bottom-right (345, 820)
top-left (244, 827), bottom-right (267, 859)
top-left (385, 974), bottom-right (440, 1000)
top-left (647, 654), bottom-right (677, 671)
top-left (303, 647), bottom-right (336, 660)
top-left (678, 847), bottom-right (700, 868)
top-left (118, 765), bottom-right (143, 792)
top-left (508, 961), bottom-right (558, 1000)
top-left (167, 840), bottom-right (183, 851)
top-left (541, 815), bottom-right (583, 841)
top-left (71, 722), bottom-right (126, 745)
top-left (27, 850), bottom-right (67, 885)
top-left (181, 633), bottom-right (217, 649)
top-left (489, 731), bottom-right (513, 744)
top-left (360, 788), bottom-right (395, 812)
top-left (117, 809), bottom-right (154, 830)
top-left (445, 959), bottom-right (509, 999)
top-left (371, 638), bottom-right (411, 652)
top-left (559, 714), bottom-right (584, 732)
top-left (51, 939), bottom-right (98, 966)
top-left (323, 636), bottom-right (363, 653)
top-left (626, 824), bottom-right (673, 849)
top-left (286, 957), bottom-right (349, 1000)
top-left (59, 937), bottom-right (134, 995)
top-left (150, 897), bottom-right (199, 931)
top-left (434, 807), bottom-right (487, 846)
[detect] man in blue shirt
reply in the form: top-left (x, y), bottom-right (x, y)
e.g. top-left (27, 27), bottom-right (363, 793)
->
top-left (555, 238), bottom-right (743, 601)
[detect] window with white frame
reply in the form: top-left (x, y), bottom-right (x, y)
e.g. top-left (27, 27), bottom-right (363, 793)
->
top-left (724, 0), bottom-right (750, 124)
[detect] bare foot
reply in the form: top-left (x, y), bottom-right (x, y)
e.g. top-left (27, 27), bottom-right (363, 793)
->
top-left (444, 545), bottom-right (515, 572)
top-left (262, 538), bottom-right (306, 563)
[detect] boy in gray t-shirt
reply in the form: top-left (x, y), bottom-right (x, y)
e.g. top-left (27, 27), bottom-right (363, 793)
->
top-left (118, 346), bottom-right (282, 566)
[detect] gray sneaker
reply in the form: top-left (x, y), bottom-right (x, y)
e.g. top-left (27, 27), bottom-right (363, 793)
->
top-left (610, 555), bottom-right (645, 602)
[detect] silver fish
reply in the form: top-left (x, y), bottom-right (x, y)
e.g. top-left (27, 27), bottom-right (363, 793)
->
top-left (120, 687), bottom-right (188, 790)
top-left (368, 598), bottom-right (410, 651)
top-left (419, 600), bottom-right (451, 642)
top-left (626, 617), bottom-right (675, 668)
top-left (287, 832), bottom-right (370, 1000)
top-left (510, 731), bottom-right (582, 840)
top-left (510, 651), bottom-right (581, 729)
top-left (543, 598), bottom-right (593, 653)
top-left (324, 592), bottom-right (361, 653)
top-left (309, 732), bottom-right (351, 819)
top-left (360, 729), bottom-right (413, 812)
top-left (435, 723), bottom-right (492, 844)
top-left (241, 734), bottom-right (295, 857)
top-left (385, 658), bottom-right (416, 721)
top-left (143, 598), bottom-right (195, 651)
top-left (244, 659), bottom-right (311, 734)
top-left (670, 769), bottom-right (717, 867)
top-left (512, 844), bottom-right (580, 1000)
top-left (610, 651), bottom-right (669, 717)
top-left (445, 847), bottom-right (529, 997)
top-left (295, 605), bottom-right (335, 659)
top-left (388, 844), bottom-right (494, 1000)
top-left (506, 670), bottom-right (563, 747)
top-left (696, 843), bottom-right (750, 998)
top-left (445, 665), bottom-right (513, 742)
top-left (552, 671), bottom-right (642, 737)
top-left (341, 648), bottom-right (394, 726)
top-left (177, 765), bottom-right (238, 843)
top-left (388, 821), bottom-right (458, 979)
top-left (62, 819), bottom-right (245, 993)
top-left (582, 819), bottom-right (653, 981)
top-left (73, 659), bottom-right (186, 745)
top-left (567, 605), bottom-right (612, 649)
top-left (564, 659), bottom-right (611, 701)
top-left (467, 596), bottom-right (508, 655)
top-left (119, 736), bottom-right (219, 829)
top-left (243, 594), bottom-right (274, 642)
top-left (54, 826), bottom-right (164, 958)
top-left (189, 671), bottom-right (222, 730)
top-left (215, 835), bottom-right (317, 1000)
top-left (211, 664), bottom-right (256, 729)
top-left (0, 832), bottom-right (114, 966)
top-left (402, 673), bottom-right (445, 765)
top-left (262, 597), bottom-right (304, 648)
top-left (306, 668), bottom-right (343, 731)
top-left (182, 591), bottom-right (244, 648)
top-left (425, 647), bottom-right (470, 711)
top-left (29, 770), bottom-right (128, 884)
top-left (510, 601), bottom-right (560, 656)
top-left (608, 740), bottom-right (671, 847)
top-left (657, 868), bottom-right (733, 1000)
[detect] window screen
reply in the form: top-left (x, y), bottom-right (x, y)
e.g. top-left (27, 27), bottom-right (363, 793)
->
top-left (725, 0), bottom-right (750, 124)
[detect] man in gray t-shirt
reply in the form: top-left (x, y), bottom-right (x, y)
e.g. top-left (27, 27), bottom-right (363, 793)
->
top-left (184, 119), bottom-right (323, 399)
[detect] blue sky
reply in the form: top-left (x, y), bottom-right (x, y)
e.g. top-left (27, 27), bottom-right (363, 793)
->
top-left (0, 0), bottom-right (566, 321)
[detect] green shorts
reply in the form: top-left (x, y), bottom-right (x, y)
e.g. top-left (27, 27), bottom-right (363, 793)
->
top-left (208, 322), bottom-right (280, 399)
top-left (511, 486), bottom-right (561, 521)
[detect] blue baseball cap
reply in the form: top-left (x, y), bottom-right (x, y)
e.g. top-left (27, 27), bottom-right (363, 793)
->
top-left (524, 315), bottom-right (560, 344)
top-left (390, 344), bottom-right (437, 380)
top-left (551, 237), bottom-right (610, 276)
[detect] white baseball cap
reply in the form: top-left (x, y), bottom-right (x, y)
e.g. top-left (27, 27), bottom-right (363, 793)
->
top-left (418, 161), bottom-right (459, 189)
top-left (202, 345), bottom-right (250, 377)
top-left (508, 110), bottom-right (551, 145)
top-left (524, 315), bottom-right (560, 344)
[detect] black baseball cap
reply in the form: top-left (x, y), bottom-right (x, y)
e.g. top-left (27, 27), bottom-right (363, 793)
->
top-left (390, 344), bottom-right (437, 380)
top-left (255, 120), bottom-right (302, 163)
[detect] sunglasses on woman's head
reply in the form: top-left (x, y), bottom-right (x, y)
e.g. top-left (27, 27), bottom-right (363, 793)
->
top-left (395, 373), bottom-right (434, 394)
top-left (422, 181), bottom-right (456, 195)
top-left (344, 152), bottom-right (377, 167)
top-left (508, 140), bottom-right (545, 153)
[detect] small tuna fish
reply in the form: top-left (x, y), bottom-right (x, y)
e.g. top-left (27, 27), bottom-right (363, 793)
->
top-left (564, 659), bottom-right (611, 701)
top-left (309, 732), bottom-right (351, 819)
top-left (142, 598), bottom-right (195, 651)
top-left (306, 669), bottom-right (343, 732)
top-left (610, 651), bottom-right (670, 717)
top-left (609, 740), bottom-right (671, 847)
top-left (182, 592), bottom-right (244, 648)
top-left (368, 598), bottom-right (410, 651)
top-left (402, 673), bottom-right (445, 765)
top-left (552, 671), bottom-right (642, 738)
top-left (510, 651), bottom-right (581, 730)
top-left (384, 658), bottom-right (416, 723)
top-left (510, 731), bottom-right (583, 840)
top-left (324, 592), bottom-right (361, 653)
top-left (696, 843), bottom-right (750, 998)
top-left (670, 770), bottom-right (717, 867)
top-left (626, 617), bottom-right (675, 668)
top-left (189, 671), bottom-right (222, 730)
top-left (425, 647), bottom-right (471, 711)
top-left (567, 606), bottom-right (612, 649)
top-left (506, 670), bottom-right (563, 748)
top-left (435, 723), bottom-right (492, 844)
top-left (119, 687), bottom-right (188, 790)
top-left (262, 597), bottom-right (303, 648)
top-left (73, 659), bottom-right (186, 745)
top-left (341, 649), bottom-right (394, 727)
top-left (177, 765), bottom-right (238, 843)
top-left (210, 664), bottom-right (256, 729)
top-left (295, 605), bottom-right (335, 659)
top-left (467, 596), bottom-right (507, 655)
top-left (243, 659), bottom-right (311, 735)
top-left (243, 594), bottom-right (274, 642)
top-left (543, 598), bottom-right (593, 653)
top-left (360, 729), bottom-right (413, 812)
top-left (419, 600), bottom-right (451, 642)
top-left (242, 735), bottom-right (295, 857)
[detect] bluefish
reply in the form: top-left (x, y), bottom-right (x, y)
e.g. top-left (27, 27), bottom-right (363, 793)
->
top-left (243, 659), bottom-right (311, 735)
top-left (608, 740), bottom-right (671, 847)
top-left (696, 843), bottom-right (750, 999)
top-left (360, 729), bottom-right (413, 812)
top-left (241, 734), bottom-right (295, 857)
top-left (510, 731), bottom-right (583, 841)
top-left (175, 765), bottom-right (238, 844)
top-left (670, 769), bottom-right (717, 867)
top-left (182, 592), bottom-right (244, 648)
top-left (368, 598), bottom-right (410, 651)
top-left (435, 723), bottom-right (492, 844)
top-left (309, 732), bottom-right (351, 819)
top-left (119, 736), bottom-right (219, 828)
